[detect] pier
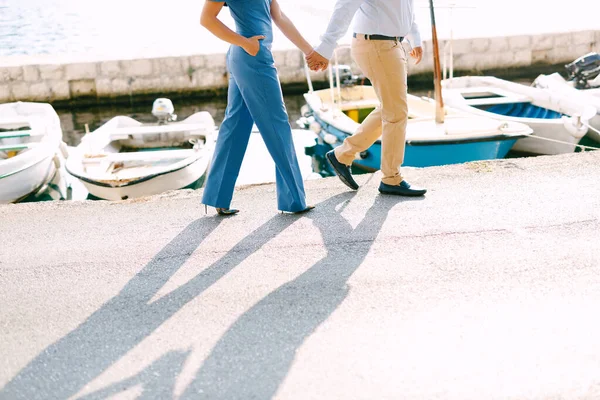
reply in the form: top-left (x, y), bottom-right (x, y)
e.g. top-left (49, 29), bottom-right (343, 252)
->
top-left (2, 30), bottom-right (599, 105)
top-left (1, 151), bottom-right (600, 398)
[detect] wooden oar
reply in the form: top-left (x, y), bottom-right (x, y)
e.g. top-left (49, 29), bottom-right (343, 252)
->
top-left (429, 0), bottom-right (445, 123)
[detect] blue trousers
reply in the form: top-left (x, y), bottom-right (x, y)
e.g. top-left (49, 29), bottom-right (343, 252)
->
top-left (202, 44), bottom-right (307, 212)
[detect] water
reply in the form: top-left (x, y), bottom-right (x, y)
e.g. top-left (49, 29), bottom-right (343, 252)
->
top-left (1, 0), bottom-right (597, 59)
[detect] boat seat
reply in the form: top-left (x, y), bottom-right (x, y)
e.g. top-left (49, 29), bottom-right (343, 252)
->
top-left (82, 148), bottom-right (196, 164)
top-left (0, 118), bottom-right (31, 127)
top-left (0, 129), bottom-right (38, 139)
top-left (104, 123), bottom-right (211, 140)
top-left (464, 95), bottom-right (533, 106)
top-left (0, 143), bottom-right (37, 152)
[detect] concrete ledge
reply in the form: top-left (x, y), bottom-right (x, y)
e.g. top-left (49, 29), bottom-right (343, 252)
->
top-left (1, 30), bottom-right (598, 105)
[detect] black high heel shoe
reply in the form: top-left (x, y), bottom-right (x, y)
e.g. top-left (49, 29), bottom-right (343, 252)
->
top-left (216, 208), bottom-right (240, 216)
top-left (204, 205), bottom-right (239, 216)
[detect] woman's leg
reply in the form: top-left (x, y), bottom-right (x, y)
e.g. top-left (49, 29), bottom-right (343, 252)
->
top-left (233, 63), bottom-right (307, 212)
top-left (202, 76), bottom-right (254, 209)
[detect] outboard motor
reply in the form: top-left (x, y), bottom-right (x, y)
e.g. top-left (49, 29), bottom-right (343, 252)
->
top-left (331, 65), bottom-right (361, 87)
top-left (151, 98), bottom-right (177, 124)
top-left (565, 52), bottom-right (600, 89)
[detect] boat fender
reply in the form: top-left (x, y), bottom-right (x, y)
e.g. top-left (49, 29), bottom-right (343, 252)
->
top-left (59, 141), bottom-right (69, 158)
top-left (301, 105), bottom-right (312, 118)
top-left (53, 154), bottom-right (62, 169)
top-left (309, 121), bottom-right (322, 134)
top-left (323, 133), bottom-right (338, 145)
top-left (562, 114), bottom-right (588, 138)
top-left (296, 117), bottom-right (310, 129)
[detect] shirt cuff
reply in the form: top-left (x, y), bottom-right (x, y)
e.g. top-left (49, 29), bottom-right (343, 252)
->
top-left (409, 33), bottom-right (422, 48)
top-left (314, 41), bottom-right (335, 61)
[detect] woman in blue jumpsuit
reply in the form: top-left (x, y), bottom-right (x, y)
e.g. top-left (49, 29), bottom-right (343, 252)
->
top-left (200, 0), bottom-right (321, 215)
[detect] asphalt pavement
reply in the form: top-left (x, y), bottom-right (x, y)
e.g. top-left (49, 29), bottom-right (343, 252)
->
top-left (1, 151), bottom-right (599, 400)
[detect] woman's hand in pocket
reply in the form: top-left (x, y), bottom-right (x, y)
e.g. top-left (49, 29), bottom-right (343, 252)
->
top-left (242, 35), bottom-right (266, 56)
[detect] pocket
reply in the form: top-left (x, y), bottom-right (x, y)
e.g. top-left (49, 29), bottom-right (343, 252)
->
top-left (351, 39), bottom-right (375, 58)
top-left (377, 40), bottom-right (399, 52)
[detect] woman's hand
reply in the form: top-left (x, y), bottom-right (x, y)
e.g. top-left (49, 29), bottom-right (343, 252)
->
top-left (242, 35), bottom-right (266, 56)
top-left (200, 1), bottom-right (262, 54)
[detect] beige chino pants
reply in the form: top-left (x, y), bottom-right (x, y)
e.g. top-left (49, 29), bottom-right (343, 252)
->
top-left (333, 36), bottom-right (409, 186)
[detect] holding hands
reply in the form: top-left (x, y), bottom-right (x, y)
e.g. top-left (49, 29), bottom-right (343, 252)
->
top-left (306, 50), bottom-right (329, 72)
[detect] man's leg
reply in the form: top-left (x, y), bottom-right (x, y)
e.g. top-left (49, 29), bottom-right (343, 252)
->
top-left (333, 37), bottom-right (383, 167)
top-left (366, 40), bottom-right (426, 196)
top-left (366, 40), bottom-right (409, 186)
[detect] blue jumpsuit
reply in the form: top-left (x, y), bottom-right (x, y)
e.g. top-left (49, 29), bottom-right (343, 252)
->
top-left (202, 0), bottom-right (308, 212)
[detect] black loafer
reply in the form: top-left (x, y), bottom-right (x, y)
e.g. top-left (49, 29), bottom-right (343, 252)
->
top-left (326, 150), bottom-right (359, 190)
top-left (280, 205), bottom-right (315, 215)
top-left (378, 181), bottom-right (427, 196)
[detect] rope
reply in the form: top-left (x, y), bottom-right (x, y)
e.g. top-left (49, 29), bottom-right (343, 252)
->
top-left (526, 134), bottom-right (599, 152)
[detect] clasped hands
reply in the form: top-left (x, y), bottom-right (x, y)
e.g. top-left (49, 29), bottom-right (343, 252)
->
top-left (305, 50), bottom-right (329, 72)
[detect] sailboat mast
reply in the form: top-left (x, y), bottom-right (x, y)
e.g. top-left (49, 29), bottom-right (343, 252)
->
top-left (429, 0), bottom-right (445, 123)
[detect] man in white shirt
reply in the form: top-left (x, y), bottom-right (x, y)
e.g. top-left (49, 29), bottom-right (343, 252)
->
top-left (307, 0), bottom-right (427, 196)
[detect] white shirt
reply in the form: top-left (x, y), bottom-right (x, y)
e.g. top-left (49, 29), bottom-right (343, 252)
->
top-left (315, 0), bottom-right (422, 60)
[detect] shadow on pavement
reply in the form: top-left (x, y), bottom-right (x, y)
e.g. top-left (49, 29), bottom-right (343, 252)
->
top-left (2, 190), bottom-right (413, 400)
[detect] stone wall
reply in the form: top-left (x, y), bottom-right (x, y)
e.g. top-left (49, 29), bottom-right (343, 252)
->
top-left (1, 30), bottom-right (598, 104)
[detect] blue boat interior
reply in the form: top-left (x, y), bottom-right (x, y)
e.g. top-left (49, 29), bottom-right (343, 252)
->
top-left (463, 93), bottom-right (565, 119)
top-left (479, 102), bottom-right (564, 119)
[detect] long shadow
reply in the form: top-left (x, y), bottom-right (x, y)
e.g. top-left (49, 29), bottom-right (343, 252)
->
top-left (75, 350), bottom-right (192, 400)
top-left (0, 207), bottom-right (310, 400)
top-left (179, 193), bottom-right (401, 399)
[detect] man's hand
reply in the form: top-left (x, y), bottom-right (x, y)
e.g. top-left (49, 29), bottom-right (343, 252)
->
top-left (410, 46), bottom-right (423, 65)
top-left (306, 50), bottom-right (329, 72)
top-left (242, 35), bottom-right (266, 56)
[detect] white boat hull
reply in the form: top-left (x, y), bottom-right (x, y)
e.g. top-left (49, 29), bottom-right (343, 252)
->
top-left (589, 114), bottom-right (600, 143)
top-left (510, 122), bottom-right (581, 155)
top-left (0, 155), bottom-right (57, 203)
top-left (533, 73), bottom-right (600, 143)
top-left (301, 86), bottom-right (533, 170)
top-left (66, 111), bottom-right (217, 201)
top-left (0, 102), bottom-right (64, 203)
top-left (442, 76), bottom-right (597, 155)
top-left (81, 154), bottom-right (210, 201)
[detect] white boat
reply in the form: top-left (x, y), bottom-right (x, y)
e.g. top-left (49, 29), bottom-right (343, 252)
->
top-left (532, 72), bottom-right (600, 143)
top-left (442, 76), bottom-right (597, 155)
top-left (66, 99), bottom-right (217, 201)
top-left (301, 80), bottom-right (533, 170)
top-left (0, 102), bottom-right (68, 204)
